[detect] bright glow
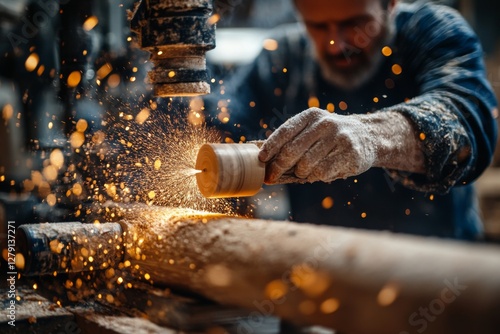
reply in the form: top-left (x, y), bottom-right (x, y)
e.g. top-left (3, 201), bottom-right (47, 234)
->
top-left (25, 53), bottom-right (39, 72)
top-left (83, 16), bottom-right (99, 31)
top-left (67, 71), bottom-right (82, 88)
top-left (382, 46), bottom-right (392, 56)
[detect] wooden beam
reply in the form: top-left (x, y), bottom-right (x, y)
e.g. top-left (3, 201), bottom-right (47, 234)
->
top-left (15, 206), bottom-right (500, 333)
top-left (118, 206), bottom-right (500, 334)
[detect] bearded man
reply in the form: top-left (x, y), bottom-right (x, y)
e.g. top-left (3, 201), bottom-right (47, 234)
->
top-left (207, 0), bottom-right (498, 240)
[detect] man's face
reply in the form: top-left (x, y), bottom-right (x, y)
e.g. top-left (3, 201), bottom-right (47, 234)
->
top-left (295, 0), bottom-right (395, 90)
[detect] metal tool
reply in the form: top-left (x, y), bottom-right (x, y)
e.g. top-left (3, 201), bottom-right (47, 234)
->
top-left (130, 0), bottom-right (216, 97)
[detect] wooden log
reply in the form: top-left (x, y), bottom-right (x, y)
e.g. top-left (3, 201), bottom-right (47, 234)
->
top-left (118, 206), bottom-right (500, 334)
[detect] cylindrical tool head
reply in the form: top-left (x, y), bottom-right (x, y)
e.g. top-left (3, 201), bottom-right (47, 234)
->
top-left (195, 143), bottom-right (265, 198)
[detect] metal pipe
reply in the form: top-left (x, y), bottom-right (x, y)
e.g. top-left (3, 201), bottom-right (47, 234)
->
top-left (16, 222), bottom-right (124, 275)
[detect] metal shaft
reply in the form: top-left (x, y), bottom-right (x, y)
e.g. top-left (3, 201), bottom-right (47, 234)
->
top-left (130, 0), bottom-right (216, 97)
top-left (16, 222), bottom-right (124, 275)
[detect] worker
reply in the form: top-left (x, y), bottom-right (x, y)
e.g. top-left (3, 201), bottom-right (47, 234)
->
top-left (206, 0), bottom-right (498, 240)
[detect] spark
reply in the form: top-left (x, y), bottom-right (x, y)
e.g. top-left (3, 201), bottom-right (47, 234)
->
top-left (381, 46), bottom-right (392, 56)
top-left (25, 53), bottom-right (39, 72)
top-left (95, 109), bottom-right (233, 213)
top-left (2, 104), bottom-right (14, 122)
top-left (326, 103), bottom-right (335, 113)
top-left (67, 71), bottom-right (82, 87)
top-left (392, 64), bottom-right (403, 75)
top-left (377, 282), bottom-right (400, 306)
top-left (339, 101), bottom-right (348, 110)
top-left (96, 63), bottom-right (113, 79)
top-left (109, 74), bottom-right (122, 88)
top-left (265, 279), bottom-right (288, 300)
top-left (207, 13), bottom-right (220, 25)
top-left (308, 96), bottom-right (320, 108)
top-left (262, 39), bottom-right (278, 51)
top-left (321, 197), bottom-right (334, 209)
top-left (83, 16), bottom-right (99, 32)
top-left (320, 298), bottom-right (340, 314)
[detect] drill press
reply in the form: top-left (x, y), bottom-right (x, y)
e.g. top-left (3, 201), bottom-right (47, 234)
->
top-left (130, 1), bottom-right (267, 198)
top-left (130, 0), bottom-right (216, 97)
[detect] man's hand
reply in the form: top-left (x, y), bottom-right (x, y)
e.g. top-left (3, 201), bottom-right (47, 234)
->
top-left (258, 108), bottom-right (425, 184)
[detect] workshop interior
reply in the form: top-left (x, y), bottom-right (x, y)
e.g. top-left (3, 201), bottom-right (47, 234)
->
top-left (1, 0), bottom-right (500, 333)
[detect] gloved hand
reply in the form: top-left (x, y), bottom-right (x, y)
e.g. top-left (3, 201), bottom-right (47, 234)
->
top-left (258, 108), bottom-right (425, 184)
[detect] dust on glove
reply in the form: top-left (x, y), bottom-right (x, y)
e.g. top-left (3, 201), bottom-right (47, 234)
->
top-left (258, 108), bottom-right (425, 184)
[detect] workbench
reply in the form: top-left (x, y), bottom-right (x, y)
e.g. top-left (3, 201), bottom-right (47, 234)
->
top-left (0, 274), bottom-right (295, 334)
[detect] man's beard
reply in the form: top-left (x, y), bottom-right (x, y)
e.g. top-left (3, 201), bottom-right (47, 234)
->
top-left (315, 15), bottom-right (396, 90)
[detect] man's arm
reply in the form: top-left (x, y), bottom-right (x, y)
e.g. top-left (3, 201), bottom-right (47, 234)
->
top-left (383, 3), bottom-right (497, 192)
top-left (259, 108), bottom-right (425, 184)
top-left (260, 4), bottom-right (497, 192)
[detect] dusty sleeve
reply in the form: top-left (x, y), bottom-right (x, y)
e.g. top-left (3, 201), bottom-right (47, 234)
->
top-left (384, 4), bottom-right (497, 194)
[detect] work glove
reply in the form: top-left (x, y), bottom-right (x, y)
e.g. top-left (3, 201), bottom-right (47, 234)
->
top-left (258, 108), bottom-right (424, 184)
